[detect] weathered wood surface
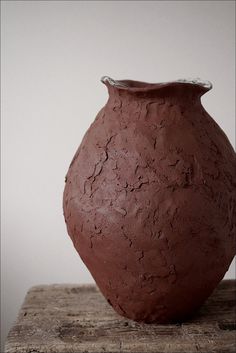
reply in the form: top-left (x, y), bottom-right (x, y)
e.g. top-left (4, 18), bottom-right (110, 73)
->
top-left (5, 280), bottom-right (236, 353)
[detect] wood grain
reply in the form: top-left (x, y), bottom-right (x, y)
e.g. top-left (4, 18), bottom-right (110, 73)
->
top-left (5, 280), bottom-right (236, 353)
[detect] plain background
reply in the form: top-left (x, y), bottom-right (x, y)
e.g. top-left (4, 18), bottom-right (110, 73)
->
top-left (1, 0), bottom-right (235, 349)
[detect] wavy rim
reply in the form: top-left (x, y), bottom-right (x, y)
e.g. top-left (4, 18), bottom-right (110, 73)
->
top-left (101, 76), bottom-right (212, 93)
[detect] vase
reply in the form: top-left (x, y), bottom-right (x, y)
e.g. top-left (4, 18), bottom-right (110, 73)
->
top-left (63, 76), bottom-right (236, 323)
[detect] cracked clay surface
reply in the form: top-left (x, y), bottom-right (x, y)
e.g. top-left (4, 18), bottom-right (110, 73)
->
top-left (63, 78), bottom-right (236, 323)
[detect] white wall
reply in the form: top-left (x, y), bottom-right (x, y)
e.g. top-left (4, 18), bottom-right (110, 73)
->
top-left (1, 0), bottom-right (235, 349)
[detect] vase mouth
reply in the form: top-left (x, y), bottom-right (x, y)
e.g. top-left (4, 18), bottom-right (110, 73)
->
top-left (101, 76), bottom-right (212, 94)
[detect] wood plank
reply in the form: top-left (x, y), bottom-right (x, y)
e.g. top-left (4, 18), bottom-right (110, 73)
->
top-left (5, 280), bottom-right (236, 353)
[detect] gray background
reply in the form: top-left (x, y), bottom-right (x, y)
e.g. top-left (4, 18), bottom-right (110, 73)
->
top-left (1, 0), bottom-right (235, 349)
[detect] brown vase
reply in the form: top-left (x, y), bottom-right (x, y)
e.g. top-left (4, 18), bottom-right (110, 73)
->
top-left (63, 76), bottom-right (236, 323)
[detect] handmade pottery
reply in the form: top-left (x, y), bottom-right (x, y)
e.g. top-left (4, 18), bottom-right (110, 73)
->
top-left (63, 77), bottom-right (236, 323)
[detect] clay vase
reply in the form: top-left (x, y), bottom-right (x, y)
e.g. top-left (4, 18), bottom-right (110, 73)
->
top-left (63, 76), bottom-right (236, 323)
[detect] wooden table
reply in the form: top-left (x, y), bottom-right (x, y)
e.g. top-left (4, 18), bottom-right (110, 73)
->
top-left (5, 280), bottom-right (236, 353)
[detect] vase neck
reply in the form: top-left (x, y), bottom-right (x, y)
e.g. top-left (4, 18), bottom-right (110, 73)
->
top-left (101, 76), bottom-right (212, 103)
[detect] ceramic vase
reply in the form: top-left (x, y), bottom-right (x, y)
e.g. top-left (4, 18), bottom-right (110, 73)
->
top-left (63, 77), bottom-right (236, 323)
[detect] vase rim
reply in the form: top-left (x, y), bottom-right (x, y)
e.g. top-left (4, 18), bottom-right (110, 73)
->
top-left (101, 76), bottom-right (212, 94)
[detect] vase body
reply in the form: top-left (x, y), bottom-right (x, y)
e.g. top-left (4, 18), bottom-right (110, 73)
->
top-left (63, 77), bottom-right (236, 323)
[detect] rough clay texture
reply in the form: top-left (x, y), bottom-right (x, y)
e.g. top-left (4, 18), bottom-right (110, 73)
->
top-left (63, 79), bottom-right (236, 323)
